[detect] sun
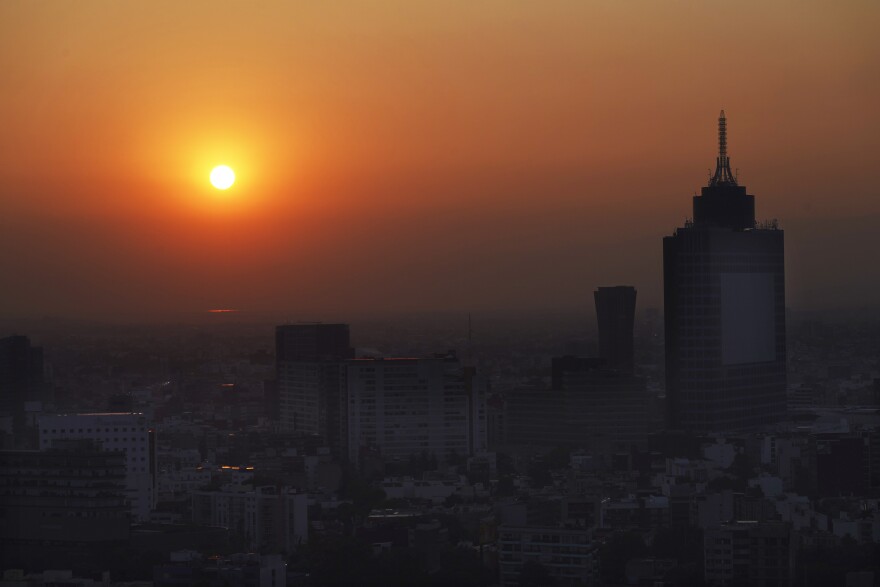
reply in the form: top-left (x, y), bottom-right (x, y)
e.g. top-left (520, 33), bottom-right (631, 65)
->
top-left (210, 165), bottom-right (235, 190)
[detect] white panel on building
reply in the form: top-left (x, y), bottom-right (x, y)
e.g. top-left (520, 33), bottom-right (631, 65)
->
top-left (720, 273), bottom-right (775, 365)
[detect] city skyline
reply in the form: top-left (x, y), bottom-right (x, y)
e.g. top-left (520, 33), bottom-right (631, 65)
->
top-left (1, 2), bottom-right (879, 321)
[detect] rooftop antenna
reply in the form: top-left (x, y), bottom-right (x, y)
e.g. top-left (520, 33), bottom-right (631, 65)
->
top-left (710, 110), bottom-right (737, 186)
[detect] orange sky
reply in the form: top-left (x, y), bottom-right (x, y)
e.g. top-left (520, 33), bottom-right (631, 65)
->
top-left (1, 1), bottom-right (878, 320)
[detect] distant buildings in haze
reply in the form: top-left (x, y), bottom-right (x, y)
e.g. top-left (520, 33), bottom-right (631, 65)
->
top-left (502, 287), bottom-right (653, 453)
top-left (275, 323), bottom-right (488, 465)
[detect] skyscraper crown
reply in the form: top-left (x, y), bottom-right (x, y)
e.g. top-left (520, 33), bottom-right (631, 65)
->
top-left (692, 110), bottom-right (755, 230)
top-left (710, 110), bottom-right (737, 186)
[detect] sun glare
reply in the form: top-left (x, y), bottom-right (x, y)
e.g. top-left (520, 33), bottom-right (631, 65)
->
top-left (210, 165), bottom-right (235, 190)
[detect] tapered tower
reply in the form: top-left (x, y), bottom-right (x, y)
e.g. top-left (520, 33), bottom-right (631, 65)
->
top-left (663, 112), bottom-right (786, 432)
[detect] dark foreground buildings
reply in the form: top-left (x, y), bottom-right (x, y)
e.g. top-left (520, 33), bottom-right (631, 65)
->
top-left (0, 439), bottom-right (130, 569)
top-left (664, 111), bottom-right (786, 433)
top-left (0, 335), bottom-right (46, 446)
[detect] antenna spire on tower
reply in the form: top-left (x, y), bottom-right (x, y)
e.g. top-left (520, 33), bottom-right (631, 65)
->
top-left (710, 109), bottom-right (737, 186)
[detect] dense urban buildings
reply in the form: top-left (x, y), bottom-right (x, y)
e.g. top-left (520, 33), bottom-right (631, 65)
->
top-left (664, 111), bottom-right (787, 433)
top-left (498, 525), bottom-right (600, 586)
top-left (704, 521), bottom-right (796, 587)
top-left (2, 112), bottom-right (879, 586)
top-left (191, 485), bottom-right (308, 553)
top-left (0, 440), bottom-right (129, 546)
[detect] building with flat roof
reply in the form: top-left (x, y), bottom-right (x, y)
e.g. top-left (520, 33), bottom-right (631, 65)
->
top-left (191, 485), bottom-right (307, 554)
top-left (275, 324), bottom-right (353, 457)
top-left (0, 335), bottom-right (46, 446)
top-left (346, 354), bottom-right (487, 465)
top-left (0, 440), bottom-right (129, 568)
top-left (704, 521), bottom-right (795, 587)
top-left (38, 412), bottom-right (156, 521)
top-left (498, 525), bottom-right (600, 587)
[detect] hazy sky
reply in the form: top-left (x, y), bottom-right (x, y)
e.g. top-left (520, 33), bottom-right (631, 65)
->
top-left (1, 1), bottom-right (878, 320)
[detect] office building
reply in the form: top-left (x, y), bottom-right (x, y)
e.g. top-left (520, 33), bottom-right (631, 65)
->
top-left (191, 485), bottom-right (308, 553)
top-left (498, 525), bottom-right (600, 587)
top-left (0, 440), bottom-right (129, 548)
top-left (704, 521), bottom-right (795, 587)
top-left (0, 335), bottom-right (46, 445)
top-left (663, 111), bottom-right (786, 433)
top-left (594, 286), bottom-right (637, 373)
top-left (38, 412), bottom-right (156, 521)
top-left (346, 354), bottom-right (488, 465)
top-left (275, 324), bottom-right (353, 457)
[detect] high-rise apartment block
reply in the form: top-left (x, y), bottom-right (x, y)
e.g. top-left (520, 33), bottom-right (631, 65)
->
top-left (0, 335), bottom-right (46, 445)
top-left (346, 354), bottom-right (488, 465)
top-left (664, 112), bottom-right (786, 433)
top-left (276, 324), bottom-right (488, 465)
top-left (38, 412), bottom-right (157, 521)
top-left (276, 324), bottom-right (353, 456)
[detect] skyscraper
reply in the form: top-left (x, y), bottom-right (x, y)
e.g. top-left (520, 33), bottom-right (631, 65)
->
top-left (663, 111), bottom-right (786, 432)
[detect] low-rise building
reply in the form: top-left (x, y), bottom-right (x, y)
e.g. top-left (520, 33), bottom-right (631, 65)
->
top-left (191, 485), bottom-right (307, 553)
top-left (704, 521), bottom-right (795, 587)
top-left (498, 525), bottom-right (600, 586)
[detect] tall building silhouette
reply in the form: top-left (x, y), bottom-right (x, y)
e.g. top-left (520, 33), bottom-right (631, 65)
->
top-left (275, 324), bottom-right (353, 457)
top-left (594, 286), bottom-right (637, 373)
top-left (346, 353), bottom-right (487, 465)
top-left (0, 335), bottom-right (46, 446)
top-left (663, 112), bottom-right (786, 432)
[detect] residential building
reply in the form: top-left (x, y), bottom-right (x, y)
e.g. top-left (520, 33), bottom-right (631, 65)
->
top-left (0, 440), bottom-right (129, 555)
top-left (191, 485), bottom-right (307, 553)
top-left (154, 551), bottom-right (285, 587)
top-left (0, 335), bottom-right (46, 446)
top-left (704, 521), bottom-right (795, 586)
top-left (275, 323), bottom-right (353, 457)
top-left (346, 354), bottom-right (487, 465)
top-left (498, 525), bottom-right (600, 586)
top-left (38, 412), bottom-right (156, 521)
